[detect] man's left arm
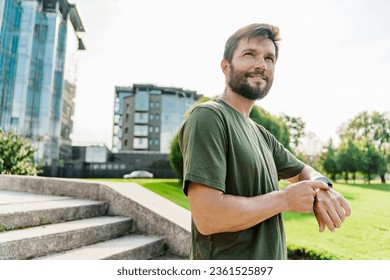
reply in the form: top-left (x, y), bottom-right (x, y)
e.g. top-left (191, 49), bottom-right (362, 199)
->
top-left (286, 165), bottom-right (352, 232)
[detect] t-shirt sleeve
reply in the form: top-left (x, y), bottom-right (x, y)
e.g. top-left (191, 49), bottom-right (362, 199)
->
top-left (263, 129), bottom-right (305, 180)
top-left (178, 107), bottom-right (227, 196)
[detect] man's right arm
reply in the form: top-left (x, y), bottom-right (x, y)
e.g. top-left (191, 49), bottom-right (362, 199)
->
top-left (187, 181), bottom-right (329, 235)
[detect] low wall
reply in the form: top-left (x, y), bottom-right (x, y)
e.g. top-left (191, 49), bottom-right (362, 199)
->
top-left (0, 174), bottom-right (191, 258)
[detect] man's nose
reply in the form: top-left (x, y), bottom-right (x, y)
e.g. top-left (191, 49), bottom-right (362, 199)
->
top-left (254, 57), bottom-right (267, 71)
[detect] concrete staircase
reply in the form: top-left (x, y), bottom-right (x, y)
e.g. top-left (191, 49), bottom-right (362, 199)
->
top-left (0, 190), bottom-right (166, 260)
top-left (0, 174), bottom-right (191, 260)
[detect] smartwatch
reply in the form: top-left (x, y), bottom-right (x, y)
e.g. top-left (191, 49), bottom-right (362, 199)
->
top-left (314, 177), bottom-right (333, 188)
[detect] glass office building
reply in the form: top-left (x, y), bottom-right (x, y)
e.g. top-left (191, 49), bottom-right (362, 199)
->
top-left (113, 84), bottom-right (201, 153)
top-left (0, 0), bottom-right (85, 166)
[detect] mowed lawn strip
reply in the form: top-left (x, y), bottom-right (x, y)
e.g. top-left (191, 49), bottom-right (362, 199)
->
top-left (88, 178), bottom-right (189, 210)
top-left (284, 182), bottom-right (390, 260)
top-left (134, 179), bottom-right (189, 210)
top-left (88, 178), bottom-right (390, 259)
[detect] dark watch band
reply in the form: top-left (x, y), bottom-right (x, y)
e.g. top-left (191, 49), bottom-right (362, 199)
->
top-left (314, 177), bottom-right (333, 188)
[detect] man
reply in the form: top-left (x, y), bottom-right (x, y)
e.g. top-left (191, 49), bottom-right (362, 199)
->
top-left (178, 23), bottom-right (351, 260)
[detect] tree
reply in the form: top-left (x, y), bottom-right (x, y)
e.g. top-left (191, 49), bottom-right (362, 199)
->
top-left (321, 139), bottom-right (339, 181)
top-left (169, 133), bottom-right (183, 182)
top-left (169, 96), bottom-right (212, 182)
top-left (338, 111), bottom-right (389, 182)
top-left (359, 140), bottom-right (387, 184)
top-left (295, 132), bottom-right (324, 169)
top-left (0, 130), bottom-right (41, 175)
top-left (250, 105), bottom-right (290, 150)
top-left (336, 140), bottom-right (361, 183)
top-left (281, 114), bottom-right (305, 151)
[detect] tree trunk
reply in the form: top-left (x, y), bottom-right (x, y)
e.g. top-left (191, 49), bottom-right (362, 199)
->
top-left (380, 173), bottom-right (386, 184)
top-left (344, 172), bottom-right (349, 183)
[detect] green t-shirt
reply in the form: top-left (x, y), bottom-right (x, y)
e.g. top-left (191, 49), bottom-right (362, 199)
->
top-left (178, 99), bottom-right (305, 260)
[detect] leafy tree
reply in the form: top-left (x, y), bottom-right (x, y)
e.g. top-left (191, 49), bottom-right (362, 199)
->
top-left (169, 96), bottom-right (211, 182)
top-left (169, 133), bottom-right (183, 182)
top-left (338, 111), bottom-right (389, 182)
top-left (321, 139), bottom-right (339, 181)
top-left (359, 140), bottom-right (387, 184)
top-left (336, 140), bottom-right (361, 183)
top-left (281, 114), bottom-right (305, 151)
top-left (0, 130), bottom-right (41, 175)
top-left (250, 105), bottom-right (290, 150)
top-left (340, 111), bottom-right (389, 149)
top-left (294, 132), bottom-right (324, 170)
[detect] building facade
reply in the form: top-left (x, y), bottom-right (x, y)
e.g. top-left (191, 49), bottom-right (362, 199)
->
top-left (0, 0), bottom-right (84, 167)
top-left (113, 84), bottom-right (201, 153)
top-left (66, 146), bottom-right (175, 179)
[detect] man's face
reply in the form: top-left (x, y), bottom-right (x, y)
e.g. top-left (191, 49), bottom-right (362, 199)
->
top-left (225, 37), bottom-right (276, 100)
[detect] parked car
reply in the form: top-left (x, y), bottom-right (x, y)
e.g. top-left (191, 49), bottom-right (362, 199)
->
top-left (123, 170), bottom-right (154, 179)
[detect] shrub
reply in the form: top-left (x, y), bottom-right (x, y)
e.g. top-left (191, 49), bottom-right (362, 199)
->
top-left (0, 130), bottom-right (41, 175)
top-left (169, 133), bottom-right (183, 183)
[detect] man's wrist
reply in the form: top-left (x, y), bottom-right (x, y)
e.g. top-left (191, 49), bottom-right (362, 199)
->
top-left (314, 177), bottom-right (333, 188)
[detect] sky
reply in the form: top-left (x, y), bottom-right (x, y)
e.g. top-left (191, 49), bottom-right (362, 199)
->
top-left (70, 0), bottom-right (390, 150)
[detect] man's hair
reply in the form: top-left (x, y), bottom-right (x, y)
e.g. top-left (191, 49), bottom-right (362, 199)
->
top-left (223, 23), bottom-right (281, 62)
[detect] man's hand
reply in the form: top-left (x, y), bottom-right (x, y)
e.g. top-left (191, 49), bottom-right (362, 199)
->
top-left (282, 181), bottom-right (330, 213)
top-left (313, 188), bottom-right (352, 232)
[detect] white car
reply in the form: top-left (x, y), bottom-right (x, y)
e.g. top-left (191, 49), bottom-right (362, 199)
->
top-left (123, 170), bottom-right (154, 179)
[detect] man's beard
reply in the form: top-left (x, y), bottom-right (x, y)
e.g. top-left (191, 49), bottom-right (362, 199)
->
top-left (227, 64), bottom-right (273, 100)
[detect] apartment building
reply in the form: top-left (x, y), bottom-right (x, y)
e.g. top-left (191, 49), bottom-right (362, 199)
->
top-left (113, 84), bottom-right (201, 153)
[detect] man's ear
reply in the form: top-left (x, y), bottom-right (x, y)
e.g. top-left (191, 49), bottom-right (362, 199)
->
top-left (221, 59), bottom-right (229, 74)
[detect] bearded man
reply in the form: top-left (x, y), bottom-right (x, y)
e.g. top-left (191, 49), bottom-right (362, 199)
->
top-left (178, 23), bottom-right (351, 260)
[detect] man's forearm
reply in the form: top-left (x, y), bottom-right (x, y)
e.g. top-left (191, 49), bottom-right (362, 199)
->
top-left (299, 165), bottom-right (333, 187)
top-left (188, 182), bottom-right (287, 235)
top-left (187, 181), bottom-right (329, 235)
top-left (285, 165), bottom-right (322, 183)
top-left (298, 165), bottom-right (324, 181)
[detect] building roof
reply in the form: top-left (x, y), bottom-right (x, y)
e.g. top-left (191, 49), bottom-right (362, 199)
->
top-left (67, 2), bottom-right (86, 50)
top-left (115, 84), bottom-right (202, 99)
top-left (43, 1), bottom-right (85, 32)
top-left (41, 1), bottom-right (85, 49)
top-left (68, 3), bottom-right (85, 32)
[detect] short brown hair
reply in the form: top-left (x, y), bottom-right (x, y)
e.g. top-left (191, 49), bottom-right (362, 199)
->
top-left (223, 23), bottom-right (281, 62)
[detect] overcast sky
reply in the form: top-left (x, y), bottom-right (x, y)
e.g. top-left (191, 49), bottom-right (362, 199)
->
top-left (70, 0), bottom-right (390, 149)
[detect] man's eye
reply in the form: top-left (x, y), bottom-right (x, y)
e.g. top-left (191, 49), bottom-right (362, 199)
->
top-left (265, 56), bottom-right (275, 63)
top-left (244, 52), bottom-right (253, 56)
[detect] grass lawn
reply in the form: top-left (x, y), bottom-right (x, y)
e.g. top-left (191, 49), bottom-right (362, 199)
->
top-left (89, 178), bottom-right (390, 260)
top-left (87, 178), bottom-right (189, 210)
top-left (284, 182), bottom-right (390, 260)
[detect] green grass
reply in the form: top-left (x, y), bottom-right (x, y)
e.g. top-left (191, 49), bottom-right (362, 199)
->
top-left (135, 179), bottom-right (189, 210)
top-left (283, 182), bottom-right (390, 260)
top-left (89, 178), bottom-right (390, 259)
top-left (87, 178), bottom-right (189, 210)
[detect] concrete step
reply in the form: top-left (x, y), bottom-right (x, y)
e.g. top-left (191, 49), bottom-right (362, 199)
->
top-left (0, 190), bottom-right (71, 204)
top-left (0, 196), bottom-right (107, 231)
top-left (36, 235), bottom-right (165, 260)
top-left (0, 216), bottom-right (134, 260)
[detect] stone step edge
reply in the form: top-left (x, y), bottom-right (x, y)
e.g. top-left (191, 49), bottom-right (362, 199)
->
top-left (0, 199), bottom-right (108, 231)
top-left (36, 235), bottom-right (166, 260)
top-left (0, 216), bottom-right (134, 260)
